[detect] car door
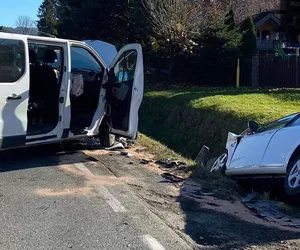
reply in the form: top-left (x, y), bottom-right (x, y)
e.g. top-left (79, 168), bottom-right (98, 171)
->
top-left (0, 34), bottom-right (29, 149)
top-left (105, 44), bottom-right (144, 138)
top-left (261, 116), bottom-right (300, 170)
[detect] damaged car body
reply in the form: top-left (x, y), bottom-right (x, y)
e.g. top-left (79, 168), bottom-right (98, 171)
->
top-left (212, 113), bottom-right (300, 196)
top-left (0, 32), bottom-right (144, 150)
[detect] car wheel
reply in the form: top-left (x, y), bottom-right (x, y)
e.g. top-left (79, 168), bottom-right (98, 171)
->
top-left (284, 156), bottom-right (300, 196)
top-left (210, 152), bottom-right (227, 174)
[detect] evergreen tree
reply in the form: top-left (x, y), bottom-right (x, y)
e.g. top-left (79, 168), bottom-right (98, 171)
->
top-left (0, 26), bottom-right (12, 33)
top-left (37, 0), bottom-right (58, 36)
top-left (241, 17), bottom-right (257, 57)
top-left (56, 0), bottom-right (146, 45)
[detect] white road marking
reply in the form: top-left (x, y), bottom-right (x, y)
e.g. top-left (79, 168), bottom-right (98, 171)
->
top-left (74, 163), bottom-right (93, 175)
top-left (140, 235), bottom-right (166, 250)
top-left (74, 163), bottom-right (127, 213)
top-left (95, 186), bottom-right (127, 213)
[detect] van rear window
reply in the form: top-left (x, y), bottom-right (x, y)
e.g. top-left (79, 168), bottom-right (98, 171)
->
top-left (0, 39), bottom-right (25, 83)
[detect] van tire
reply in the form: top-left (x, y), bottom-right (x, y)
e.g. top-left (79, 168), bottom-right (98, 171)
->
top-left (98, 119), bottom-right (115, 147)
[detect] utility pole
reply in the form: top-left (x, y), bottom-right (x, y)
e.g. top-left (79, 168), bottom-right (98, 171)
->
top-left (236, 58), bottom-right (240, 88)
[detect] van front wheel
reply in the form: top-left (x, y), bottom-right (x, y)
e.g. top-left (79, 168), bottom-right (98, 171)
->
top-left (98, 119), bottom-right (115, 147)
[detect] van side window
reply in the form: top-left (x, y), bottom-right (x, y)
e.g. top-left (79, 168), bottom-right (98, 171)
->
top-left (0, 39), bottom-right (25, 83)
top-left (114, 50), bottom-right (137, 84)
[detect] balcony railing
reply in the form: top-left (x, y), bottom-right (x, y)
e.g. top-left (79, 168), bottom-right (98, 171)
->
top-left (257, 39), bottom-right (300, 51)
top-left (257, 39), bottom-right (274, 50)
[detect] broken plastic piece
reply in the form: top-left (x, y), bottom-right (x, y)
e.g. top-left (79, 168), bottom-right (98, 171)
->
top-left (242, 193), bottom-right (258, 203)
top-left (105, 142), bottom-right (125, 151)
top-left (156, 159), bottom-right (187, 169)
top-left (195, 146), bottom-right (210, 167)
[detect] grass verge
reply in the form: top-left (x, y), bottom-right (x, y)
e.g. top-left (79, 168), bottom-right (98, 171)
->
top-left (139, 87), bottom-right (300, 158)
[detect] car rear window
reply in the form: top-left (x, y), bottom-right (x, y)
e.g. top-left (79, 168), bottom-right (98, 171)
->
top-left (0, 39), bottom-right (25, 83)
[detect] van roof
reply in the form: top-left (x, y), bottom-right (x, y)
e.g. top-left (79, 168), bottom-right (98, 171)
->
top-left (0, 32), bottom-right (119, 68)
top-left (0, 32), bottom-right (76, 43)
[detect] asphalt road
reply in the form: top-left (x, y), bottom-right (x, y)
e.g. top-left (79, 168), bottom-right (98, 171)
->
top-left (3, 142), bottom-right (300, 250)
top-left (0, 144), bottom-right (192, 250)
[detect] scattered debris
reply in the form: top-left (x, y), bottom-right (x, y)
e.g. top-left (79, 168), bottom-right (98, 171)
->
top-left (135, 147), bottom-right (147, 153)
top-left (140, 159), bottom-right (153, 164)
top-left (79, 137), bottom-right (102, 150)
top-left (243, 193), bottom-right (300, 228)
top-left (120, 151), bottom-right (133, 158)
top-left (162, 173), bottom-right (184, 184)
top-left (105, 142), bottom-right (125, 151)
top-left (118, 137), bottom-right (128, 148)
top-left (242, 193), bottom-right (258, 203)
top-left (119, 137), bottom-right (135, 148)
top-left (195, 145), bottom-right (210, 167)
top-left (156, 159), bottom-right (187, 169)
top-left (190, 189), bottom-right (215, 197)
top-left (182, 183), bottom-right (215, 197)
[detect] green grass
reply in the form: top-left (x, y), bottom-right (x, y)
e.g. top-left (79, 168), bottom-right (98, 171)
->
top-left (136, 133), bottom-right (190, 163)
top-left (139, 87), bottom-right (300, 158)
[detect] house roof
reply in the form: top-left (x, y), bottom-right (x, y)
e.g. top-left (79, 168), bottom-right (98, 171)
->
top-left (254, 12), bottom-right (281, 28)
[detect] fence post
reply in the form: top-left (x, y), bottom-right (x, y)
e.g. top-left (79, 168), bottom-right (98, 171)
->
top-left (236, 58), bottom-right (240, 88)
top-left (251, 55), bottom-right (259, 87)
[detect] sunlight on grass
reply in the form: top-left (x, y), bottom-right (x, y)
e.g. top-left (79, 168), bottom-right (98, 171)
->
top-left (136, 133), bottom-right (191, 163)
top-left (140, 88), bottom-right (300, 157)
top-left (192, 93), bottom-right (300, 125)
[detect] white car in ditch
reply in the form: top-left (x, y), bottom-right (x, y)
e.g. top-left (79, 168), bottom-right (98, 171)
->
top-left (211, 113), bottom-right (300, 197)
top-left (0, 32), bottom-right (144, 149)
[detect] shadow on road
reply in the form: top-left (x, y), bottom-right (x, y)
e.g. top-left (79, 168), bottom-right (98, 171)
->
top-left (0, 140), bottom-right (99, 173)
top-left (175, 176), bottom-right (300, 250)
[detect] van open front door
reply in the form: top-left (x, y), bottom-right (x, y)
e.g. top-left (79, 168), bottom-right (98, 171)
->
top-left (105, 44), bottom-right (144, 138)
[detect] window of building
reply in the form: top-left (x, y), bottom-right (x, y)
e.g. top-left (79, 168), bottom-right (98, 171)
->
top-left (262, 31), bottom-right (271, 39)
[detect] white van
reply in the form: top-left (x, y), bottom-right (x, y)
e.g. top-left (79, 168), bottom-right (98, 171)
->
top-left (0, 32), bottom-right (144, 150)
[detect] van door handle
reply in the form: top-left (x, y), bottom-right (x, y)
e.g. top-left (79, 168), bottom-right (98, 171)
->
top-left (7, 94), bottom-right (22, 100)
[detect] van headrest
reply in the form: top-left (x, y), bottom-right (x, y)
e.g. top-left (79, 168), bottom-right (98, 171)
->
top-left (44, 49), bottom-right (57, 63)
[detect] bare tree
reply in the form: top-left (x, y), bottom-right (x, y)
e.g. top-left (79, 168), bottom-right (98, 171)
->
top-left (228, 0), bottom-right (280, 23)
top-left (15, 16), bottom-right (37, 35)
top-left (141, 0), bottom-right (279, 82)
top-left (141, 0), bottom-right (224, 82)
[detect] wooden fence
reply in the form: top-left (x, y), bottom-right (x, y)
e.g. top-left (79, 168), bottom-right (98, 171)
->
top-left (259, 56), bottom-right (300, 88)
top-left (240, 58), bottom-right (252, 87)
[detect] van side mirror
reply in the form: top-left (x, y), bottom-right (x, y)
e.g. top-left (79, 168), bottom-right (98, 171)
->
top-left (248, 120), bottom-right (259, 133)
